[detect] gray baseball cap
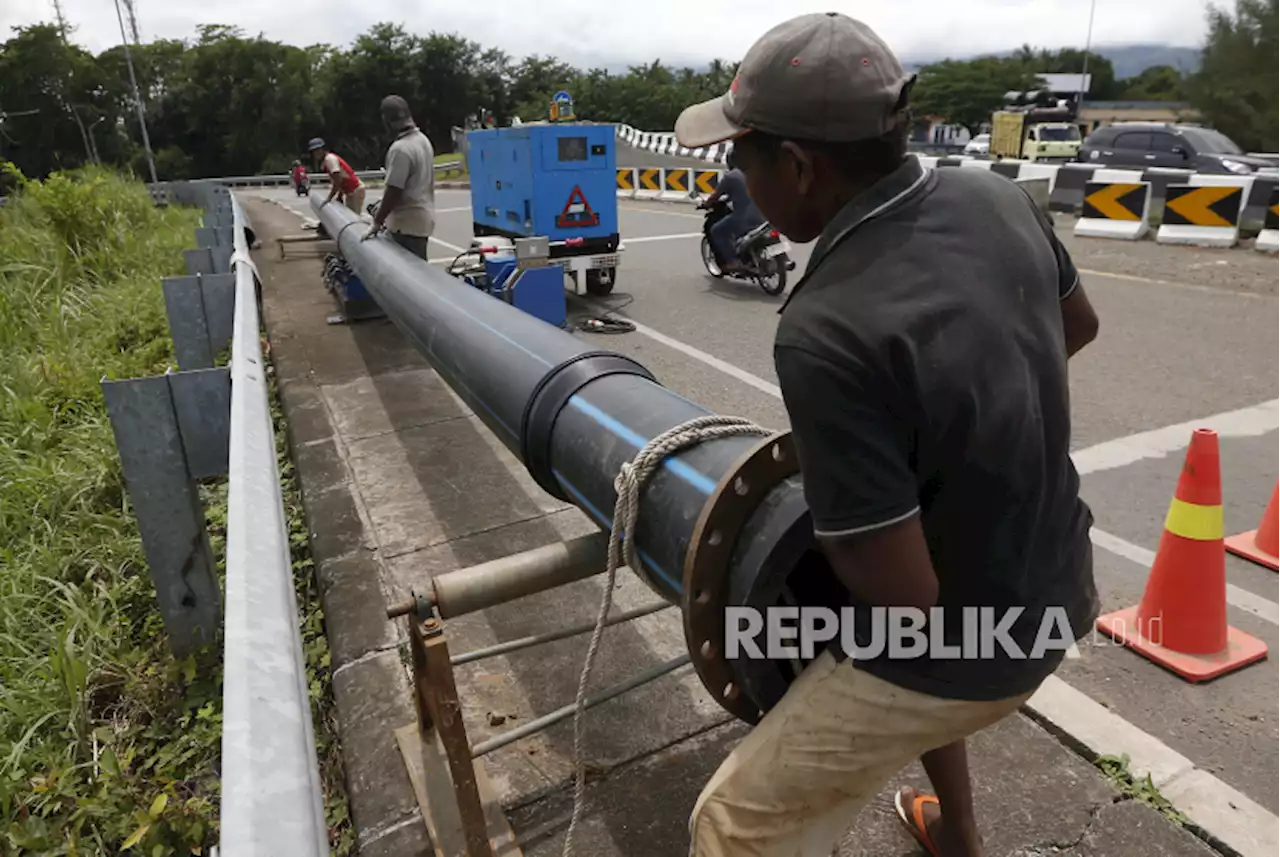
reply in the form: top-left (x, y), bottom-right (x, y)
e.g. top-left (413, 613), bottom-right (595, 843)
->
top-left (675, 13), bottom-right (915, 147)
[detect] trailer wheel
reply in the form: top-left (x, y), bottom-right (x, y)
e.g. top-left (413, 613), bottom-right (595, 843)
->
top-left (586, 268), bottom-right (616, 296)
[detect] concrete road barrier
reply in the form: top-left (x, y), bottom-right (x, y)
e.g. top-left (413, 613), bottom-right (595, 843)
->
top-left (1075, 181), bottom-right (1152, 240)
top-left (1255, 189), bottom-right (1278, 253)
top-left (1158, 178), bottom-right (1249, 248)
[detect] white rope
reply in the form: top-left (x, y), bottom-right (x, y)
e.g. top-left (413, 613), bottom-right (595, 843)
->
top-left (560, 415), bottom-right (771, 856)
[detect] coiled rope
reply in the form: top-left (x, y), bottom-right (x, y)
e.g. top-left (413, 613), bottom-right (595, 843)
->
top-left (560, 415), bottom-right (772, 856)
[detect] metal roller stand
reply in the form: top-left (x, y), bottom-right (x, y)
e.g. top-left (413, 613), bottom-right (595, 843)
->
top-left (311, 197), bottom-right (833, 854)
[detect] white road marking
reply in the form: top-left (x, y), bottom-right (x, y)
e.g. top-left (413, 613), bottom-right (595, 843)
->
top-left (1079, 267), bottom-right (1275, 299)
top-left (622, 233), bottom-right (703, 244)
top-left (435, 206), bottom-right (472, 214)
top-left (626, 320), bottom-right (782, 398)
top-left (620, 204), bottom-right (704, 220)
top-left (429, 235), bottom-right (468, 254)
top-left (1071, 400), bottom-right (1279, 476)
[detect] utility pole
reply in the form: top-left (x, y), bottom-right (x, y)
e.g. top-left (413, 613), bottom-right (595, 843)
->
top-left (113, 0), bottom-right (158, 184)
top-left (1079, 0), bottom-right (1097, 110)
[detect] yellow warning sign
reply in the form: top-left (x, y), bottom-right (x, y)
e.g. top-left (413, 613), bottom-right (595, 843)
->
top-left (694, 170), bottom-right (719, 194)
top-left (1265, 189), bottom-right (1278, 231)
top-left (638, 168), bottom-right (661, 191)
top-left (616, 169), bottom-right (634, 190)
top-left (665, 169), bottom-right (690, 193)
top-left (1163, 185), bottom-right (1243, 228)
top-left (1081, 182), bottom-right (1146, 222)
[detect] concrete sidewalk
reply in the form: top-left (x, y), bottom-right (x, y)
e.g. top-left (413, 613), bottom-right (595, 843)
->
top-left (246, 196), bottom-right (1223, 857)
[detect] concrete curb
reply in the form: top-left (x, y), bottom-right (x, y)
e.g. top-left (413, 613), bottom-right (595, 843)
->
top-left (1025, 676), bottom-right (1278, 857)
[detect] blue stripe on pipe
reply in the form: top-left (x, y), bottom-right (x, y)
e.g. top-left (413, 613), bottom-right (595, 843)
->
top-left (552, 469), bottom-right (682, 594)
top-left (566, 397), bottom-right (718, 495)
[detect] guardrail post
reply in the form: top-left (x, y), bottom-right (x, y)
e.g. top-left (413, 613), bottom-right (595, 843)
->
top-left (162, 273), bottom-right (236, 371)
top-left (102, 368), bottom-right (230, 656)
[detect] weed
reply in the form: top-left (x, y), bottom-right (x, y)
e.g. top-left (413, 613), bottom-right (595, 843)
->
top-left (1095, 753), bottom-right (1188, 825)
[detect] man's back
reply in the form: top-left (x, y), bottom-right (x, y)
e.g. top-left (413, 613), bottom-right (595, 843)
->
top-left (774, 158), bottom-right (1099, 701)
top-left (385, 128), bottom-right (436, 238)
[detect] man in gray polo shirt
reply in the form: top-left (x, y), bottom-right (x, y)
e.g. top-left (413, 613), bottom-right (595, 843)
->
top-left (365, 95), bottom-right (435, 259)
top-left (676, 13), bottom-right (1101, 857)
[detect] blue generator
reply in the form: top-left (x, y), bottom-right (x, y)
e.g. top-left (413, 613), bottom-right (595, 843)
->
top-left (465, 123), bottom-right (622, 296)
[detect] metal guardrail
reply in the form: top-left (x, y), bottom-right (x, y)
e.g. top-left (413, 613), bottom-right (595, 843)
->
top-left (211, 160), bottom-right (466, 188)
top-left (103, 181), bottom-right (329, 856)
top-left (217, 190), bottom-right (329, 857)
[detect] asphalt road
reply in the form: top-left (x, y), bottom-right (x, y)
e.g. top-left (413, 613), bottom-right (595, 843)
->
top-left (261, 186), bottom-right (1279, 814)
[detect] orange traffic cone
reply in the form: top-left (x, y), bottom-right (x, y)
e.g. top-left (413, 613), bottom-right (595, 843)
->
top-left (1225, 482), bottom-right (1279, 571)
top-left (1096, 429), bottom-right (1268, 682)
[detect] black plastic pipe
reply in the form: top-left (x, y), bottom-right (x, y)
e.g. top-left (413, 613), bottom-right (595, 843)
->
top-left (311, 197), bottom-right (796, 603)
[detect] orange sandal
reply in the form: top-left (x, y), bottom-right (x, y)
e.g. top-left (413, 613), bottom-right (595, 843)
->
top-left (893, 787), bottom-right (942, 857)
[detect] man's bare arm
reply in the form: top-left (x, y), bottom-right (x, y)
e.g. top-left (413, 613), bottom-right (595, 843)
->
top-left (1061, 283), bottom-right (1099, 358)
top-left (819, 516), bottom-right (939, 613)
top-left (373, 185), bottom-right (405, 231)
top-left (324, 170), bottom-right (343, 205)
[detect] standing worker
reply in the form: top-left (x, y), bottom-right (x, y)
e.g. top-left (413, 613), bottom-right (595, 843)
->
top-left (364, 95), bottom-right (435, 260)
top-left (675, 12), bottom-right (1100, 857)
top-left (309, 138), bottom-right (365, 214)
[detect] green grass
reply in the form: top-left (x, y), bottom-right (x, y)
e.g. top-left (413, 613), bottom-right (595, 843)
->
top-left (433, 151), bottom-right (467, 177)
top-left (0, 162), bottom-right (352, 855)
top-left (1096, 753), bottom-right (1187, 824)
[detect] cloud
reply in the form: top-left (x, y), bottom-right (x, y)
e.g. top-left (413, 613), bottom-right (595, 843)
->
top-left (4, 0), bottom-right (1212, 67)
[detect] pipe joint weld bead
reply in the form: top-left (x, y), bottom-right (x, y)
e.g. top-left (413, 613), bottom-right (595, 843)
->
top-left (520, 352), bottom-right (658, 501)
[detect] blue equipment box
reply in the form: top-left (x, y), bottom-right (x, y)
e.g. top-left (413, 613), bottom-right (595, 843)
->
top-left (481, 257), bottom-right (566, 328)
top-left (465, 124), bottom-right (619, 252)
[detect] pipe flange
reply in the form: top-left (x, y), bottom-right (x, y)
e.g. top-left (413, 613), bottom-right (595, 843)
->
top-left (681, 432), bottom-right (799, 724)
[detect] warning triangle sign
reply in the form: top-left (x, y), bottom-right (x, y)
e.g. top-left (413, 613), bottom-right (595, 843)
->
top-left (555, 185), bottom-right (600, 229)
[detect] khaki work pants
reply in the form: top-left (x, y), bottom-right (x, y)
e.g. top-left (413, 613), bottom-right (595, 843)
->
top-left (342, 184), bottom-right (366, 215)
top-left (688, 651), bottom-right (1034, 857)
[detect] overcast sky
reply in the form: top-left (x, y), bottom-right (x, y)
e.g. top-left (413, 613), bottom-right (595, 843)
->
top-left (3, 0), bottom-right (1219, 68)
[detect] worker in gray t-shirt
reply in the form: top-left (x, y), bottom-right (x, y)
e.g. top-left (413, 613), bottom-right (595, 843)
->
top-left (365, 95), bottom-right (435, 259)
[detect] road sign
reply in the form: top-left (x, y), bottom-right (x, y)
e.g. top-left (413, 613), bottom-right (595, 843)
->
top-left (1266, 190), bottom-right (1278, 232)
top-left (1163, 185), bottom-right (1243, 228)
top-left (638, 169), bottom-right (660, 191)
top-left (1082, 182), bottom-right (1146, 222)
top-left (694, 170), bottom-right (719, 195)
top-left (554, 186), bottom-right (599, 228)
top-left (617, 169), bottom-right (634, 191)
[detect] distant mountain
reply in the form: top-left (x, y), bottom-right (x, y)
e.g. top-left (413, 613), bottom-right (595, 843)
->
top-left (1095, 44), bottom-right (1201, 78)
top-left (901, 43), bottom-right (1202, 80)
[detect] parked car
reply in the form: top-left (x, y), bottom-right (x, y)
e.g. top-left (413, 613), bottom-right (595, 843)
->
top-left (963, 133), bottom-right (990, 156)
top-left (1077, 123), bottom-right (1272, 174)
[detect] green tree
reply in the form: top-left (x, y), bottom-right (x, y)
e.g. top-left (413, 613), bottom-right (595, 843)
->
top-left (1187, 0), bottom-right (1278, 152)
top-left (0, 25), bottom-right (103, 178)
top-left (911, 58), bottom-right (1040, 135)
top-left (1120, 65), bottom-right (1187, 101)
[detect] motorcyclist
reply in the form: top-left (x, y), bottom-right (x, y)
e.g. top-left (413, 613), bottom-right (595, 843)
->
top-left (290, 160), bottom-right (308, 192)
top-left (698, 149), bottom-right (766, 274)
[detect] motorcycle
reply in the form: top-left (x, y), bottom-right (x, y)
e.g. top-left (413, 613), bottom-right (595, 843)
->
top-left (699, 198), bottom-right (794, 296)
top-left (292, 169), bottom-right (310, 196)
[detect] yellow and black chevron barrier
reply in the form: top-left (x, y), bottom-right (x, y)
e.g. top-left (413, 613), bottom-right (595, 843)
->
top-left (616, 169), bottom-right (634, 191)
top-left (694, 170), bottom-right (720, 195)
top-left (637, 168), bottom-right (661, 194)
top-left (1074, 181), bottom-right (1151, 240)
top-left (664, 168), bottom-right (691, 195)
top-left (1157, 183), bottom-right (1246, 248)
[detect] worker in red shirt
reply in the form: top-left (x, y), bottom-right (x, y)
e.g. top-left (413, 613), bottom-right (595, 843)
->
top-left (308, 138), bottom-right (366, 214)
